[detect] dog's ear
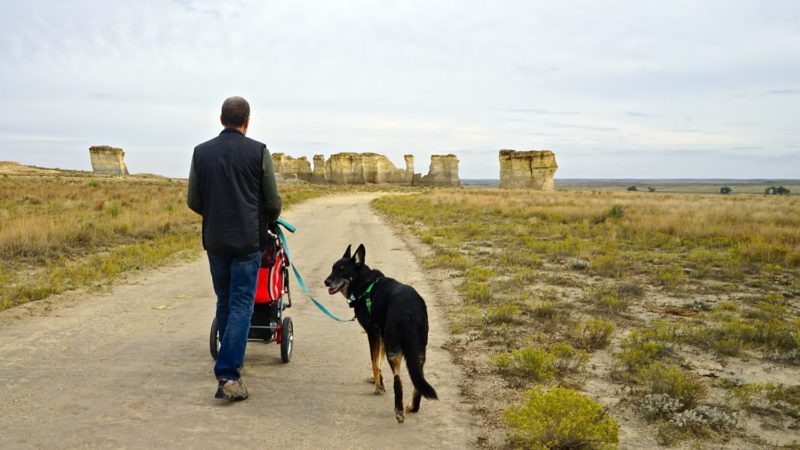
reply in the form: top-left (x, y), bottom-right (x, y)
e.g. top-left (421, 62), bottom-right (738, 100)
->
top-left (354, 244), bottom-right (366, 267)
top-left (342, 244), bottom-right (352, 259)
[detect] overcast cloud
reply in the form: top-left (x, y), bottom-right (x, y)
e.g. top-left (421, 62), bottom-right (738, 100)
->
top-left (1, 0), bottom-right (798, 178)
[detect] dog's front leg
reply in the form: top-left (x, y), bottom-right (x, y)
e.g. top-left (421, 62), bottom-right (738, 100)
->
top-left (368, 332), bottom-right (385, 394)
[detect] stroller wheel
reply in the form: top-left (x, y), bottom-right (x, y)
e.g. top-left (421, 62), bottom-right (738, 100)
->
top-left (280, 316), bottom-right (293, 363)
top-left (209, 317), bottom-right (220, 360)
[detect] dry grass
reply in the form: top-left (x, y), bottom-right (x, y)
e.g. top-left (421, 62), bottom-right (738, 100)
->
top-left (0, 173), bottom-right (322, 311)
top-left (374, 188), bottom-right (800, 448)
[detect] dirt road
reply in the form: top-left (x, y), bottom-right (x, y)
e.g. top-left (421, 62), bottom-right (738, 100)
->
top-left (0, 193), bottom-right (476, 449)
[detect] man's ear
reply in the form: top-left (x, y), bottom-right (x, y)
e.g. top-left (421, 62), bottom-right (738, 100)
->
top-left (354, 244), bottom-right (366, 267)
top-left (342, 244), bottom-right (352, 259)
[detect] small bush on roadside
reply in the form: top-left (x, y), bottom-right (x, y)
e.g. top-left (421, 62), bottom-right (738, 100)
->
top-left (643, 393), bottom-right (684, 420)
top-left (583, 283), bottom-right (643, 315)
top-left (491, 347), bottom-right (557, 382)
top-left (485, 303), bottom-right (521, 325)
top-left (572, 318), bottom-right (615, 352)
top-left (549, 342), bottom-right (589, 375)
top-left (616, 323), bottom-right (679, 372)
top-left (504, 386), bottom-right (619, 450)
top-left (531, 300), bottom-right (559, 320)
top-left (459, 280), bottom-right (493, 303)
top-left (639, 363), bottom-right (707, 408)
top-left (656, 265), bottom-right (686, 289)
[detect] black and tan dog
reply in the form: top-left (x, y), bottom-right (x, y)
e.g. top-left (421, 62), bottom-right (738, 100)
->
top-left (324, 244), bottom-right (438, 422)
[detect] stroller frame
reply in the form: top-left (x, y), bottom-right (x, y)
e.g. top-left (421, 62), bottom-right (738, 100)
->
top-left (209, 229), bottom-right (294, 363)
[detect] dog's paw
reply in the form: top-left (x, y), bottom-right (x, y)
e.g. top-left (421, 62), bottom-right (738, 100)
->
top-left (405, 402), bottom-right (419, 413)
top-left (394, 408), bottom-right (405, 423)
top-left (373, 385), bottom-right (385, 395)
top-left (366, 376), bottom-right (375, 384)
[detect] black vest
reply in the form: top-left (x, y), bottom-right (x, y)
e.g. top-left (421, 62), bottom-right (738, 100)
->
top-left (192, 129), bottom-right (267, 255)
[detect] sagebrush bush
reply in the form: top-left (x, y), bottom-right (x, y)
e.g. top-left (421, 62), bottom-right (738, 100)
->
top-left (484, 303), bottom-right (521, 325)
top-left (572, 318), bottom-right (615, 351)
top-left (549, 342), bottom-right (589, 375)
top-left (504, 386), bottom-right (619, 450)
top-left (492, 347), bottom-right (557, 382)
top-left (639, 363), bottom-right (707, 409)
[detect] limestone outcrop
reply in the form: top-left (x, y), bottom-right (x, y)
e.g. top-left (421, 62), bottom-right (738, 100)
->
top-left (271, 151), bottom-right (461, 186)
top-left (324, 153), bottom-right (410, 185)
top-left (404, 155), bottom-right (414, 185)
top-left (89, 146), bottom-right (129, 175)
top-left (311, 155), bottom-right (326, 183)
top-left (420, 154), bottom-right (460, 187)
top-left (272, 153), bottom-right (311, 181)
top-left (498, 149), bottom-right (558, 190)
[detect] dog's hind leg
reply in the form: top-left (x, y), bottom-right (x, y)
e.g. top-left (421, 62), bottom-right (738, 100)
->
top-left (406, 354), bottom-right (424, 413)
top-left (368, 333), bottom-right (385, 394)
top-left (388, 352), bottom-right (405, 423)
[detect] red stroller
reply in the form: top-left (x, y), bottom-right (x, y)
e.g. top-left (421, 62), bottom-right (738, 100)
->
top-left (209, 227), bottom-right (294, 363)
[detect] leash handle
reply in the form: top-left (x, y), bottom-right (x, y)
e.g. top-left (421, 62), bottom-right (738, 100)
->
top-left (276, 219), bottom-right (355, 323)
top-left (277, 218), bottom-right (296, 233)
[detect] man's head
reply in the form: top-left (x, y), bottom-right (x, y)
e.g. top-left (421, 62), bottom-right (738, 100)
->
top-left (220, 96), bottom-right (250, 133)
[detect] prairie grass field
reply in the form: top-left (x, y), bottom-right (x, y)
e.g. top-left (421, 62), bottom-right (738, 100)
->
top-left (374, 188), bottom-right (800, 448)
top-left (0, 172), bottom-right (323, 312)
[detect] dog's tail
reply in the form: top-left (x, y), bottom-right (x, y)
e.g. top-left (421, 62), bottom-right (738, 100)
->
top-left (403, 336), bottom-right (438, 400)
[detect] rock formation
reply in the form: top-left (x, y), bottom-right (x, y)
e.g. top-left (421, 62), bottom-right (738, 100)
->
top-left (311, 155), bottom-right (326, 183)
top-left (498, 149), bottom-right (558, 190)
top-left (272, 153), bottom-right (312, 181)
top-left (420, 154), bottom-right (460, 187)
top-left (89, 146), bottom-right (129, 175)
top-left (324, 153), bottom-right (409, 185)
top-left (404, 155), bottom-right (414, 184)
top-left (271, 151), bottom-right (461, 186)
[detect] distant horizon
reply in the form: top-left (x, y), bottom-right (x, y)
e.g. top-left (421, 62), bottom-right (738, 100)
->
top-left (4, 159), bottom-right (799, 183)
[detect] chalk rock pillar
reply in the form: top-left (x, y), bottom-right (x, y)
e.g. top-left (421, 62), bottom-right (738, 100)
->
top-left (420, 154), bottom-right (460, 186)
top-left (89, 146), bottom-right (129, 175)
top-left (498, 149), bottom-right (558, 190)
top-left (312, 154), bottom-right (326, 183)
top-left (404, 155), bottom-right (414, 185)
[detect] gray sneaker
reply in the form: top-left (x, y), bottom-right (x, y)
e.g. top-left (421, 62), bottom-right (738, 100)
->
top-left (215, 378), bottom-right (248, 401)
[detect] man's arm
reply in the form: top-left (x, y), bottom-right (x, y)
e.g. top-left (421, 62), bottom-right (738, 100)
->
top-left (186, 154), bottom-right (203, 215)
top-left (262, 146), bottom-right (282, 223)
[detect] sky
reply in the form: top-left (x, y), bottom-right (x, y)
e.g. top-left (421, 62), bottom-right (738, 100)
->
top-left (0, 0), bottom-right (798, 179)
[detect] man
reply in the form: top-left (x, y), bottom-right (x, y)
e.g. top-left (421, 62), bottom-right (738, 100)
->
top-left (187, 96), bottom-right (282, 401)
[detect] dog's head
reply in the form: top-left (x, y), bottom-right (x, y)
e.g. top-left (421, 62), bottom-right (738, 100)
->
top-left (324, 244), bottom-right (366, 299)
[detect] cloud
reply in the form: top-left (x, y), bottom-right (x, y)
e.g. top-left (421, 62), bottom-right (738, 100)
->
top-left (626, 111), bottom-right (661, 118)
top-left (507, 109), bottom-right (581, 116)
top-left (1, 1), bottom-right (799, 179)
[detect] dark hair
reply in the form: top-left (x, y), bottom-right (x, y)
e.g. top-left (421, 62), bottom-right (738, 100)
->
top-left (220, 96), bottom-right (250, 127)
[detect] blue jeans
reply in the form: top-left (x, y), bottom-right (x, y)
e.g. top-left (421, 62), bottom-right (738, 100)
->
top-left (208, 250), bottom-right (261, 381)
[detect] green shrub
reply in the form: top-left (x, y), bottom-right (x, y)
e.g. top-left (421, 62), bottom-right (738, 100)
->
top-left (106, 202), bottom-right (122, 218)
top-left (615, 323), bottom-right (678, 372)
top-left (504, 386), bottom-right (619, 450)
top-left (549, 342), bottom-right (589, 375)
top-left (531, 300), bottom-right (559, 320)
top-left (485, 303), bottom-right (521, 325)
top-left (600, 291), bottom-right (631, 315)
top-left (492, 347), bottom-right (557, 382)
top-left (656, 265), bottom-right (686, 289)
top-left (639, 363), bottom-right (707, 409)
top-left (607, 204), bottom-right (625, 218)
top-left (572, 318), bottom-right (615, 352)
